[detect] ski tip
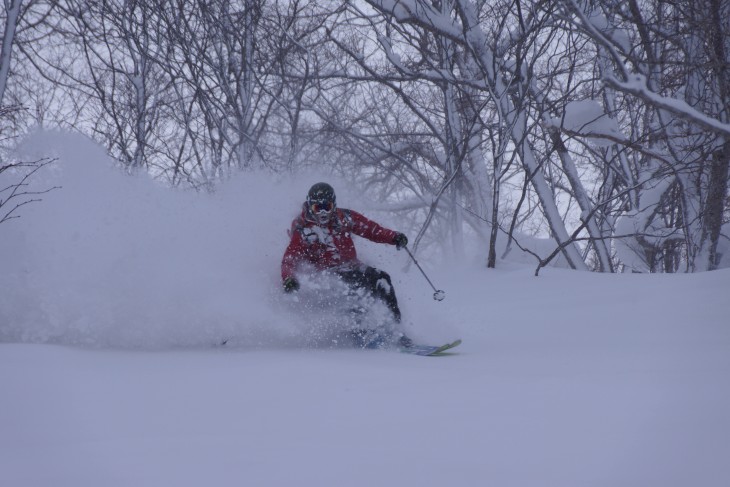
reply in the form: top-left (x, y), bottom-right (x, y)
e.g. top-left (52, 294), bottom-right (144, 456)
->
top-left (431, 338), bottom-right (462, 355)
top-left (399, 338), bottom-right (463, 356)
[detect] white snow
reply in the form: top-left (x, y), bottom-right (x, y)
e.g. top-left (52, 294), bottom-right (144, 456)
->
top-left (1, 131), bottom-right (729, 487)
top-left (605, 73), bottom-right (730, 137)
top-left (555, 99), bottom-right (626, 146)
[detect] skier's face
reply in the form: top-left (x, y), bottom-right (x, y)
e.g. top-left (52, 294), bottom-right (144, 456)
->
top-left (309, 200), bottom-right (334, 225)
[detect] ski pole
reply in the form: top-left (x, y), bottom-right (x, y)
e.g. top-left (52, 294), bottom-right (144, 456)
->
top-left (403, 246), bottom-right (446, 301)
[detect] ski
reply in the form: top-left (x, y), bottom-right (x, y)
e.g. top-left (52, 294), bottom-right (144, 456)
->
top-left (399, 339), bottom-right (462, 356)
top-left (218, 335), bottom-right (462, 356)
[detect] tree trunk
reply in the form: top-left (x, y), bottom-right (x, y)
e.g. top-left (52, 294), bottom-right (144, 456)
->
top-left (0, 0), bottom-right (22, 106)
top-left (702, 142), bottom-right (730, 270)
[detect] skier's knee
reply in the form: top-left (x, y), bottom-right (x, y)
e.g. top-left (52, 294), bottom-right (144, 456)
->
top-left (376, 276), bottom-right (392, 294)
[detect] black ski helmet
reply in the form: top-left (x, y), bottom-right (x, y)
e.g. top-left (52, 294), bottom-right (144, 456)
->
top-left (307, 182), bottom-right (336, 206)
top-left (306, 182), bottom-right (336, 224)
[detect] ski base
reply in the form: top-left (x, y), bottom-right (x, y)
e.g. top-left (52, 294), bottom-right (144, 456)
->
top-left (399, 339), bottom-right (462, 356)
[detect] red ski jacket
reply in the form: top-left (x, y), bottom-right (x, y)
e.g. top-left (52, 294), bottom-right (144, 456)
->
top-left (281, 204), bottom-right (398, 281)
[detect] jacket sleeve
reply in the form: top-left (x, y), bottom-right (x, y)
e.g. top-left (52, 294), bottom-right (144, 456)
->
top-left (281, 224), bottom-right (306, 281)
top-left (346, 210), bottom-right (398, 245)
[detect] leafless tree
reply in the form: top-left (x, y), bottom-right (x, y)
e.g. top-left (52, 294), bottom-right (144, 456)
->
top-left (1, 0), bottom-right (726, 272)
top-left (559, 0), bottom-right (730, 271)
top-left (322, 0), bottom-right (590, 269)
top-left (0, 156), bottom-right (57, 225)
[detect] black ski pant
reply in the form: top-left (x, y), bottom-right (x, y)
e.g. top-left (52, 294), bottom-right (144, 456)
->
top-left (335, 265), bottom-right (402, 323)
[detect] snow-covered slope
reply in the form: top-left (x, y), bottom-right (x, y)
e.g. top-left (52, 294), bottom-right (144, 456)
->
top-left (2, 267), bottom-right (729, 487)
top-left (1, 132), bottom-right (729, 486)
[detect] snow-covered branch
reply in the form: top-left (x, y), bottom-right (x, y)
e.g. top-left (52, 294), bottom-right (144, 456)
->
top-left (604, 74), bottom-right (730, 138)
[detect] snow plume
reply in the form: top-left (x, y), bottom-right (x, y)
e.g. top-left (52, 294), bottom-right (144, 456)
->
top-left (275, 270), bottom-right (398, 349)
top-left (0, 130), bottom-right (355, 348)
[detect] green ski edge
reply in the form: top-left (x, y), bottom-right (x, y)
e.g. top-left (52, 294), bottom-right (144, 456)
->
top-left (400, 339), bottom-right (462, 356)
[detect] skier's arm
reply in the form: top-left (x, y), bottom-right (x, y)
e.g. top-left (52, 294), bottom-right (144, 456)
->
top-left (347, 210), bottom-right (401, 245)
top-left (281, 229), bottom-right (306, 282)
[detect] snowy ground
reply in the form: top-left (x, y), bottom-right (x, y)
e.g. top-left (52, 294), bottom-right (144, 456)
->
top-left (2, 132), bottom-right (730, 486)
top-left (2, 268), bottom-right (730, 487)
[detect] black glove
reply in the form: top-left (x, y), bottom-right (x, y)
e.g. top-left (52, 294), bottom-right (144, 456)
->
top-left (283, 277), bottom-right (300, 293)
top-left (393, 232), bottom-right (408, 250)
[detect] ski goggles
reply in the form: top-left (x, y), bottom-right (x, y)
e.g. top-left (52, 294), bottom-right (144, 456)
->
top-left (310, 201), bottom-right (334, 213)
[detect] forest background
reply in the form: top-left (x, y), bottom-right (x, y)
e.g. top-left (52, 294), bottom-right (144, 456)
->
top-left (2, 0), bottom-right (729, 274)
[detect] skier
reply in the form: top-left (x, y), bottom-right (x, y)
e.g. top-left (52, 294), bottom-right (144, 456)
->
top-left (281, 182), bottom-right (412, 348)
